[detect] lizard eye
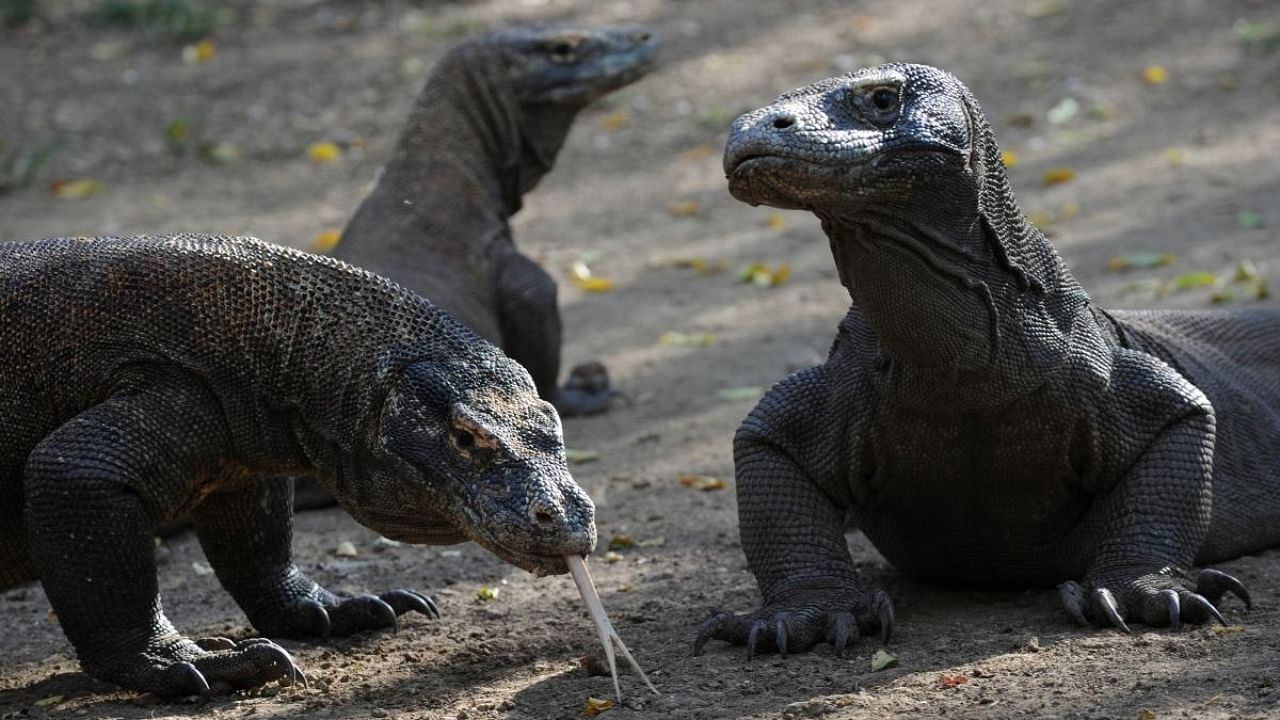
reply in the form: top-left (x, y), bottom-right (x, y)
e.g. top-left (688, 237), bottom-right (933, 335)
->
top-left (547, 40), bottom-right (579, 64)
top-left (855, 84), bottom-right (902, 126)
top-left (452, 428), bottom-right (476, 450)
top-left (870, 87), bottom-right (898, 111)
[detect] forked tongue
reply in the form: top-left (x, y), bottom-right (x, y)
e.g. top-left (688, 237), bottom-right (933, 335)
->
top-left (566, 554), bottom-right (659, 703)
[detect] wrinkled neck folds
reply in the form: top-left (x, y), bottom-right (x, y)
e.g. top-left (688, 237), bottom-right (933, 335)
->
top-left (822, 179), bottom-right (1091, 404)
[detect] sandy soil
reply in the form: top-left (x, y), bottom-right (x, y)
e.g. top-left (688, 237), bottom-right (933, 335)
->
top-left (2, 1), bottom-right (1279, 718)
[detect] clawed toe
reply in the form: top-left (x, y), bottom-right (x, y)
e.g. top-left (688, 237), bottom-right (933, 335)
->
top-left (1060, 567), bottom-right (1246, 633)
top-left (381, 589), bottom-right (441, 620)
top-left (692, 593), bottom-right (892, 658)
top-left (1195, 568), bottom-right (1252, 609)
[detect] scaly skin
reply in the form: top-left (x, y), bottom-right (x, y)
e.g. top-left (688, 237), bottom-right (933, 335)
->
top-left (335, 25), bottom-right (660, 417)
top-left (696, 64), bottom-right (1276, 657)
top-left (0, 235), bottom-right (596, 695)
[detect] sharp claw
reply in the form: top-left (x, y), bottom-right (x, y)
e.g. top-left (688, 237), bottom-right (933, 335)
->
top-left (830, 612), bottom-right (855, 658)
top-left (1058, 581), bottom-right (1091, 626)
top-left (1183, 592), bottom-right (1228, 627)
top-left (368, 595), bottom-right (399, 633)
top-left (410, 590), bottom-right (442, 619)
top-left (171, 661), bottom-right (211, 696)
top-left (1158, 589), bottom-right (1181, 632)
top-left (775, 616), bottom-right (788, 658)
top-left (873, 590), bottom-right (894, 645)
top-left (1094, 588), bottom-right (1131, 634)
top-left (382, 589), bottom-right (437, 619)
top-left (1198, 568), bottom-right (1253, 609)
top-left (693, 610), bottom-right (730, 657)
top-left (746, 619), bottom-right (767, 660)
top-left (256, 642), bottom-right (304, 687)
top-left (298, 599), bottom-right (331, 639)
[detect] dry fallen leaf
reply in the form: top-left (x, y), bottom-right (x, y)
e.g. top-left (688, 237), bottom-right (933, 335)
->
top-left (33, 695), bottom-right (64, 707)
top-left (1042, 167), bottom-right (1075, 186)
top-left (1107, 253), bottom-right (1177, 272)
top-left (1211, 625), bottom-right (1245, 635)
top-left (659, 331), bottom-right (716, 348)
top-left (602, 551), bottom-right (624, 563)
top-left (566, 448), bottom-right (600, 464)
top-left (1137, 709), bottom-right (1157, 720)
top-left (583, 696), bottom-right (613, 716)
top-left (678, 473), bottom-right (728, 491)
top-left (870, 648), bottom-right (898, 672)
top-left (680, 143), bottom-right (715, 161)
top-left (668, 200), bottom-right (701, 217)
top-left (648, 255), bottom-right (726, 275)
top-left (1173, 272), bottom-right (1218, 290)
top-left (740, 262), bottom-right (791, 287)
top-left (717, 386), bottom-right (765, 402)
top-left (600, 109), bottom-right (629, 131)
top-left (1000, 149), bottom-right (1019, 168)
top-left (939, 674), bottom-right (969, 687)
top-left (51, 178), bottom-right (103, 199)
top-left (569, 260), bottom-right (616, 292)
top-left (476, 586), bottom-right (499, 601)
top-left (182, 39), bottom-right (216, 65)
top-left (308, 142), bottom-right (342, 163)
top-left (1142, 65), bottom-right (1169, 85)
top-left (764, 212), bottom-right (786, 229)
top-left (1163, 147), bottom-right (1186, 166)
top-left (608, 535), bottom-right (635, 551)
top-left (311, 229), bottom-right (342, 254)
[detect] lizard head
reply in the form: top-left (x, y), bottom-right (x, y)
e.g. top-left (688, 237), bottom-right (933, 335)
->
top-left (722, 62), bottom-right (1060, 290)
top-left (493, 24), bottom-right (659, 195)
top-left (494, 25), bottom-right (660, 107)
top-left (351, 354), bottom-right (596, 577)
top-left (723, 63), bottom-right (983, 221)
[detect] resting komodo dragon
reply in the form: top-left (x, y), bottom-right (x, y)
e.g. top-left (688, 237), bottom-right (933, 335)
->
top-left (0, 234), bottom-right (595, 695)
top-left (334, 24), bottom-right (659, 417)
top-left (696, 63), bottom-right (1277, 657)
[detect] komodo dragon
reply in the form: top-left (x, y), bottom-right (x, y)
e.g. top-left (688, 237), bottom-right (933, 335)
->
top-left (696, 63), bottom-right (1276, 657)
top-left (334, 24), bottom-right (659, 416)
top-left (0, 234), bottom-right (595, 695)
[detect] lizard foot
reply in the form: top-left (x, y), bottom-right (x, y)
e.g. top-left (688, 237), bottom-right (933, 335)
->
top-left (250, 585), bottom-right (439, 640)
top-left (1059, 566), bottom-right (1250, 633)
top-left (692, 590), bottom-right (893, 658)
top-left (555, 361), bottom-right (613, 417)
top-left (83, 636), bottom-right (304, 697)
top-left (277, 586), bottom-right (442, 635)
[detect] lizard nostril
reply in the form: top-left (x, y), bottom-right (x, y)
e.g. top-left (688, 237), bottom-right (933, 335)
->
top-left (772, 113), bottom-right (796, 130)
top-left (532, 506), bottom-right (557, 527)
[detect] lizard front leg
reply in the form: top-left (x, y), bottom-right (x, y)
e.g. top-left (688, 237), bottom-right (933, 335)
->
top-left (193, 475), bottom-right (438, 639)
top-left (695, 365), bottom-right (891, 657)
top-left (495, 251), bottom-right (612, 416)
top-left (23, 370), bottom-right (302, 696)
top-left (1062, 356), bottom-right (1251, 631)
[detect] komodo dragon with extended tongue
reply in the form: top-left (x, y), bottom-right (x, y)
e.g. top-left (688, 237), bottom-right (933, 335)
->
top-left (695, 63), bottom-right (1276, 657)
top-left (334, 24), bottom-right (659, 417)
top-left (0, 234), bottom-right (595, 695)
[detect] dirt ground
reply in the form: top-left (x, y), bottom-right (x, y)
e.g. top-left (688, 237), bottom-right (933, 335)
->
top-left (2, 0), bottom-right (1280, 718)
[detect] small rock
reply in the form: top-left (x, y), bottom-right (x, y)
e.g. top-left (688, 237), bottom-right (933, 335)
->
top-left (1023, 636), bottom-right (1041, 653)
top-left (333, 541), bottom-right (358, 558)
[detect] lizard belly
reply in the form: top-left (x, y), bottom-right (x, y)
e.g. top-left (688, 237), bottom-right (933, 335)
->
top-left (855, 411), bottom-right (1092, 588)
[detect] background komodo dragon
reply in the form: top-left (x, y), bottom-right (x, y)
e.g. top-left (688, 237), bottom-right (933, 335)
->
top-left (334, 24), bottom-right (659, 417)
top-left (0, 234), bottom-right (595, 695)
top-left (695, 63), bottom-right (1277, 657)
